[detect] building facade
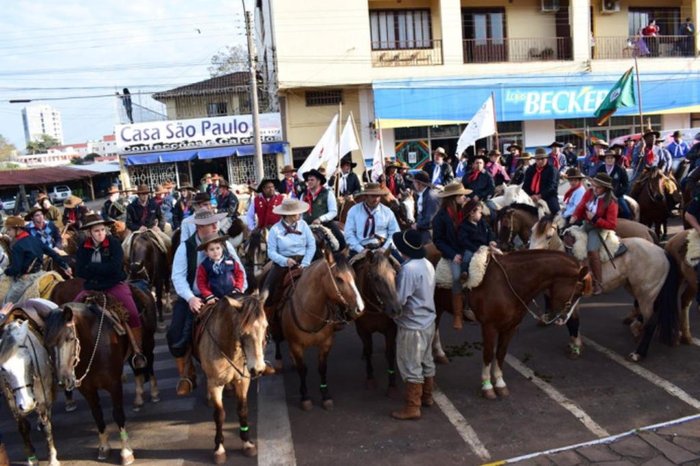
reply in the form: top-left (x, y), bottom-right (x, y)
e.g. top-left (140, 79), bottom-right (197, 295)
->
top-left (258, 0), bottom-right (700, 168)
top-left (22, 104), bottom-right (64, 145)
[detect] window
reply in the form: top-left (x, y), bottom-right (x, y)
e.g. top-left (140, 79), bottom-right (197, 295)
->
top-left (554, 115), bottom-right (661, 148)
top-left (462, 9), bottom-right (506, 62)
top-left (628, 7), bottom-right (680, 35)
top-left (207, 102), bottom-right (228, 117)
top-left (370, 9), bottom-right (432, 50)
top-left (305, 90), bottom-right (342, 107)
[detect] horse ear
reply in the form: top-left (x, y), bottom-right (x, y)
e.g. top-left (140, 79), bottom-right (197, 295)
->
top-left (383, 248), bottom-right (392, 258)
top-left (225, 295), bottom-right (243, 310)
top-left (324, 248), bottom-right (335, 265)
top-left (62, 304), bottom-right (74, 322)
top-left (16, 320), bottom-right (29, 340)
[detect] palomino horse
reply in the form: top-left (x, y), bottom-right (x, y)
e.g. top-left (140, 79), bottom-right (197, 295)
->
top-left (529, 217), bottom-right (681, 361)
top-left (0, 317), bottom-right (59, 466)
top-left (277, 254), bottom-right (365, 410)
top-left (128, 232), bottom-right (170, 327)
top-left (196, 294), bottom-right (268, 464)
top-left (632, 169), bottom-right (672, 239)
top-left (665, 230), bottom-right (697, 345)
top-left (352, 250), bottom-right (402, 393)
top-left (469, 250), bottom-right (591, 398)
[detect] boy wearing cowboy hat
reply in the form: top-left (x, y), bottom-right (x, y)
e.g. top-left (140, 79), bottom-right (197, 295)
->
top-left (62, 195), bottom-right (89, 229)
top-left (571, 172), bottom-right (618, 295)
top-left (246, 178), bottom-right (285, 230)
top-left (278, 165), bottom-right (303, 199)
top-left (425, 147), bottom-right (454, 187)
top-left (390, 229), bottom-right (437, 420)
top-left (196, 233), bottom-right (245, 303)
top-left (523, 148), bottom-right (560, 215)
top-left (562, 168), bottom-right (587, 222)
top-left (597, 150), bottom-right (631, 219)
top-left (345, 183), bottom-right (400, 257)
top-left (411, 171), bottom-right (439, 244)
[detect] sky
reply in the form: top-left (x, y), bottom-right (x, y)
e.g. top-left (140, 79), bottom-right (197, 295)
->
top-left (0, 0), bottom-right (247, 150)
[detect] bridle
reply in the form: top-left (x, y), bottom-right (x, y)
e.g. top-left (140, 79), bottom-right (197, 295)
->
top-left (59, 297), bottom-right (107, 389)
top-left (130, 261), bottom-right (150, 282)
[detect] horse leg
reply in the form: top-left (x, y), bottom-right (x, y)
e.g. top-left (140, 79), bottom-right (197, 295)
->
top-left (679, 283), bottom-right (694, 344)
top-left (481, 325), bottom-right (497, 400)
top-left (431, 327), bottom-right (449, 365)
top-left (385, 323), bottom-right (399, 398)
top-left (274, 339), bottom-right (283, 371)
top-left (629, 304), bottom-right (660, 362)
top-left (319, 339), bottom-right (334, 410)
top-left (493, 327), bottom-right (518, 398)
top-left (235, 380), bottom-right (257, 457)
top-left (566, 311), bottom-right (583, 359)
top-left (209, 383), bottom-right (227, 464)
top-left (18, 416), bottom-right (38, 466)
top-left (357, 327), bottom-right (376, 389)
top-left (622, 299), bottom-right (641, 325)
top-left (133, 374), bottom-right (145, 412)
top-left (83, 388), bottom-right (111, 460)
top-left (155, 280), bottom-right (165, 330)
top-left (109, 382), bottom-right (134, 466)
top-left (289, 343), bottom-right (311, 410)
top-left (150, 368), bottom-right (161, 403)
top-left (39, 411), bottom-right (60, 466)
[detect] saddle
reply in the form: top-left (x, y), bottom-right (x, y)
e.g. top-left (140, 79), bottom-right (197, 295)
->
top-left (0, 271), bottom-right (63, 305)
top-left (1, 300), bottom-right (57, 334)
top-left (563, 226), bottom-right (626, 263)
top-left (139, 229), bottom-right (169, 255)
top-left (81, 292), bottom-right (128, 336)
top-left (309, 224), bottom-right (340, 252)
top-left (435, 246), bottom-right (493, 290)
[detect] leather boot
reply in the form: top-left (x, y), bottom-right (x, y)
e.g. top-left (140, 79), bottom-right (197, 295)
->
top-left (0, 442), bottom-right (8, 466)
top-left (451, 292), bottom-right (464, 330)
top-left (175, 357), bottom-right (193, 396)
top-left (421, 376), bottom-right (434, 407)
top-left (391, 382), bottom-right (422, 420)
top-left (588, 251), bottom-right (603, 295)
top-left (130, 326), bottom-right (147, 369)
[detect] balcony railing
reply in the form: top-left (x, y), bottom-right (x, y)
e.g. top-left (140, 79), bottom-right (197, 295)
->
top-left (462, 37), bottom-right (572, 63)
top-left (593, 35), bottom-right (696, 59)
top-left (371, 39), bottom-right (443, 67)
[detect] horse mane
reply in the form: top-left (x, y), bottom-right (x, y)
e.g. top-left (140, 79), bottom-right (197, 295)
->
top-left (534, 214), bottom-right (555, 236)
top-left (247, 229), bottom-right (264, 259)
top-left (0, 326), bottom-right (19, 363)
top-left (510, 203), bottom-right (540, 218)
top-left (43, 308), bottom-right (67, 347)
top-left (230, 294), bottom-right (265, 333)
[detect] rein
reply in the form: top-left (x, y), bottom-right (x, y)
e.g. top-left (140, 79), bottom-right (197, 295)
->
top-left (201, 305), bottom-right (256, 380)
top-left (287, 264), bottom-right (349, 334)
top-left (69, 295), bottom-right (107, 388)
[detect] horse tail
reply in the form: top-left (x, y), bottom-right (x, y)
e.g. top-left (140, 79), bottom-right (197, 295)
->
top-left (654, 252), bottom-right (681, 347)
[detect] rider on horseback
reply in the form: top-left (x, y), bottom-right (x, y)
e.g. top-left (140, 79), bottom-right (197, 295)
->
top-left (597, 150), bottom-right (631, 219)
top-left (523, 148), bottom-right (561, 215)
top-left (215, 179), bottom-right (239, 219)
top-left (101, 185), bottom-right (127, 222)
top-left (301, 169), bottom-right (347, 251)
top-left (74, 214), bottom-right (147, 369)
top-left (562, 168), bottom-right (586, 224)
top-left (125, 184), bottom-right (171, 254)
top-left (245, 179), bottom-right (284, 230)
top-left (345, 183), bottom-right (400, 258)
top-left (36, 193), bottom-right (63, 229)
top-left (62, 195), bottom-right (89, 230)
top-left (570, 172), bottom-right (618, 295)
top-left (683, 193), bottom-right (700, 303)
top-left (25, 207), bottom-right (63, 250)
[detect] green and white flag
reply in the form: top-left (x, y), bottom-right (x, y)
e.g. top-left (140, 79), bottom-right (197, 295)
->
top-left (594, 67), bottom-right (636, 126)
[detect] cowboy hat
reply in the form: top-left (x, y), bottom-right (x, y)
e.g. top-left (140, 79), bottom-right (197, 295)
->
top-left (340, 155), bottom-right (357, 168)
top-left (256, 178), bottom-right (277, 193)
top-left (488, 149), bottom-right (502, 157)
top-left (356, 182), bottom-right (389, 197)
top-left (196, 233), bottom-right (230, 252)
top-left (589, 172), bottom-right (614, 190)
top-left (4, 216), bottom-right (26, 229)
top-left (134, 184), bottom-right (151, 195)
top-left (193, 192), bottom-right (211, 205)
top-left (392, 230), bottom-right (425, 259)
top-left (385, 161), bottom-right (402, 170)
top-left (563, 142), bottom-right (576, 150)
top-left (36, 192), bottom-right (49, 202)
top-left (434, 147), bottom-right (446, 156)
top-left (506, 143), bottom-right (522, 151)
top-left (534, 148), bottom-right (548, 159)
top-left (412, 171), bottom-right (431, 186)
top-left (643, 129), bottom-right (661, 139)
top-left (517, 152), bottom-right (533, 160)
top-left (437, 182), bottom-right (472, 199)
top-left (603, 149), bottom-right (622, 158)
top-left (106, 185), bottom-right (120, 195)
top-left (211, 174), bottom-right (220, 181)
top-left (592, 139), bottom-right (609, 148)
top-left (302, 168), bottom-right (326, 185)
top-left (218, 179), bottom-right (230, 189)
top-left (473, 153), bottom-right (488, 162)
top-left (548, 141), bottom-right (564, 148)
top-left (80, 213), bottom-right (114, 230)
top-left (673, 130), bottom-right (683, 138)
top-left (399, 161), bottom-right (409, 169)
top-left (192, 210), bottom-right (228, 226)
top-left (63, 195), bottom-right (84, 208)
top-left (24, 206), bottom-right (43, 220)
top-left (280, 164), bottom-right (296, 174)
top-left (178, 183), bottom-right (196, 192)
top-left (564, 167), bottom-right (585, 180)
top-left (272, 198), bottom-right (309, 216)
top-left (154, 184), bottom-right (167, 195)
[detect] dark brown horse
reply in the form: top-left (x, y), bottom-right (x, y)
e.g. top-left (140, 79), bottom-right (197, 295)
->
top-left (277, 254), bottom-right (365, 410)
top-left (128, 232), bottom-right (170, 327)
top-left (197, 294), bottom-right (268, 464)
top-left (495, 203), bottom-right (539, 250)
top-left (352, 250), bottom-right (402, 393)
top-left (665, 230), bottom-right (697, 345)
top-left (632, 170), bottom-right (671, 239)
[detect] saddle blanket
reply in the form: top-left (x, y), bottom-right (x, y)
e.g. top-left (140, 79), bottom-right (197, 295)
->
top-left (686, 229), bottom-right (700, 267)
top-left (435, 246), bottom-right (490, 290)
top-left (564, 225), bottom-right (621, 263)
top-left (309, 224), bottom-right (340, 252)
top-left (122, 229), bottom-right (171, 258)
top-left (0, 271), bottom-right (63, 305)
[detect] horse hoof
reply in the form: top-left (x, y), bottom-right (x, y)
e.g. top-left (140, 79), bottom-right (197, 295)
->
top-left (627, 352), bottom-right (642, 362)
top-left (98, 447), bottom-right (110, 461)
top-left (434, 354), bottom-right (450, 365)
top-left (365, 379), bottom-right (377, 390)
top-left (242, 444), bottom-right (258, 458)
top-left (567, 344), bottom-right (582, 360)
top-left (213, 450), bottom-right (227, 465)
top-left (680, 335), bottom-right (692, 345)
top-left (301, 399), bottom-right (313, 411)
top-left (495, 386), bottom-right (510, 398)
top-left (151, 394), bottom-right (161, 403)
top-left (132, 403), bottom-right (143, 413)
top-left (322, 399), bottom-right (334, 410)
top-left (28, 458), bottom-right (39, 466)
top-left (121, 452), bottom-right (135, 466)
top-left (482, 388), bottom-right (497, 400)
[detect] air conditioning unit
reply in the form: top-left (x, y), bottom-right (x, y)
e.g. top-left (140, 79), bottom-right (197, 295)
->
top-left (541, 0), bottom-right (560, 12)
top-left (601, 0), bottom-right (620, 14)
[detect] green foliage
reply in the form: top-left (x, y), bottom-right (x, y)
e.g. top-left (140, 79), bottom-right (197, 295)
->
top-left (0, 135), bottom-right (17, 161)
top-left (26, 134), bottom-right (61, 154)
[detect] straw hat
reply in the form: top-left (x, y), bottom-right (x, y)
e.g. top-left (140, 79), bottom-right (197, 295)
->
top-left (434, 147), bottom-right (446, 156)
top-left (192, 210), bottom-right (227, 226)
top-left (564, 168), bottom-right (585, 180)
top-left (563, 142), bottom-right (576, 150)
top-left (589, 172), bottom-right (613, 190)
top-left (196, 233), bottom-right (230, 251)
top-left (280, 164), bottom-right (296, 174)
top-left (385, 161), bottom-right (402, 170)
top-left (80, 213), bottom-right (114, 230)
top-left (355, 182), bottom-right (389, 197)
top-left (272, 198), bottom-right (310, 216)
top-left (437, 182), bottom-right (472, 199)
top-left (392, 230), bottom-right (425, 259)
top-left (63, 195), bottom-right (83, 208)
top-left (534, 148), bottom-right (548, 159)
top-left (134, 184), bottom-right (151, 195)
top-left (592, 139), bottom-right (609, 148)
top-left (5, 216), bottom-right (26, 229)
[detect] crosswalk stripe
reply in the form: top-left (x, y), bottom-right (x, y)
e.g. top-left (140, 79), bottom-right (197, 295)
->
top-left (583, 336), bottom-right (700, 410)
top-left (505, 355), bottom-right (610, 437)
top-left (690, 337), bottom-right (700, 347)
top-left (433, 387), bottom-right (491, 461)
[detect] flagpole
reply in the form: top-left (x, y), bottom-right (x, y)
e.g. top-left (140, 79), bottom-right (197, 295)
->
top-left (633, 55), bottom-right (644, 134)
top-left (349, 112), bottom-right (366, 186)
top-left (335, 103), bottom-right (342, 195)
top-left (491, 92), bottom-right (499, 152)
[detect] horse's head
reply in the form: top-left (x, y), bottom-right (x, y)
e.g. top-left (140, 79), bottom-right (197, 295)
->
top-left (529, 214), bottom-right (562, 251)
top-left (225, 294), bottom-right (268, 377)
top-left (0, 320), bottom-right (38, 413)
top-left (44, 304), bottom-right (83, 391)
top-left (548, 263), bottom-right (592, 325)
top-left (323, 253), bottom-right (365, 318)
top-left (496, 208), bottom-right (517, 251)
top-left (364, 250), bottom-right (401, 316)
top-left (244, 228), bottom-right (268, 276)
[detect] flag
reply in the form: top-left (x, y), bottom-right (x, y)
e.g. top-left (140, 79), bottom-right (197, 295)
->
top-left (370, 139), bottom-right (383, 182)
top-left (455, 95), bottom-right (496, 158)
top-left (327, 115), bottom-right (360, 171)
top-left (297, 114), bottom-right (339, 180)
top-left (594, 67), bottom-right (636, 126)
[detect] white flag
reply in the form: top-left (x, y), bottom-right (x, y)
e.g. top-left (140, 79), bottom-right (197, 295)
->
top-left (455, 96), bottom-right (496, 158)
top-left (370, 139), bottom-right (383, 182)
top-left (327, 115), bottom-right (360, 171)
top-left (297, 114), bottom-right (339, 180)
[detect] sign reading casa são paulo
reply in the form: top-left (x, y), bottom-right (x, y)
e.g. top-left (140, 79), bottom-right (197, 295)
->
top-left (116, 113), bottom-right (283, 152)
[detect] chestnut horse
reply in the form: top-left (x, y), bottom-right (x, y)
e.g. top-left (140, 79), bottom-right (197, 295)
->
top-left (352, 250), bottom-right (402, 393)
top-left (277, 254), bottom-right (365, 410)
top-left (128, 232), bottom-right (170, 327)
top-left (196, 294), bottom-right (268, 464)
top-left (632, 170), bottom-right (671, 239)
top-left (665, 229), bottom-right (697, 345)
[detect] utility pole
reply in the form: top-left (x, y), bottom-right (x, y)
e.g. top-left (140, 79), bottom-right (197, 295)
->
top-left (245, 9), bottom-right (264, 184)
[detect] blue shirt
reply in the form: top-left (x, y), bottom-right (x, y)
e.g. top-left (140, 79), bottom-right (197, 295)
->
top-left (267, 220), bottom-right (316, 267)
top-left (345, 202), bottom-right (400, 253)
top-left (562, 185), bottom-right (586, 218)
top-left (667, 140), bottom-right (690, 159)
top-left (395, 258), bottom-right (436, 330)
top-left (26, 221), bottom-right (62, 249)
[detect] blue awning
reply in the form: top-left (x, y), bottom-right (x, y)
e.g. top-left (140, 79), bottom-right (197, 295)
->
top-left (122, 143), bottom-right (288, 164)
top-left (197, 147), bottom-right (237, 160)
top-left (124, 149), bottom-right (198, 166)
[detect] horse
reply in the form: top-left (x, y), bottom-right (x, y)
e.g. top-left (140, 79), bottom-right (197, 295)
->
top-left (240, 227), bottom-right (268, 288)
top-left (529, 217), bottom-right (681, 361)
top-left (196, 294), bottom-right (268, 464)
top-left (496, 203), bottom-right (540, 250)
top-left (665, 230), bottom-right (697, 345)
top-left (276, 253), bottom-right (365, 410)
top-left (351, 250), bottom-right (402, 394)
top-left (0, 318), bottom-right (59, 466)
top-left (468, 250), bottom-right (591, 398)
top-left (128, 232), bottom-right (170, 327)
top-left (632, 169), bottom-right (671, 239)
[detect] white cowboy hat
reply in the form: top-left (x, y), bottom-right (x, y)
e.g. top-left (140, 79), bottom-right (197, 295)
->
top-left (272, 199), bottom-right (309, 216)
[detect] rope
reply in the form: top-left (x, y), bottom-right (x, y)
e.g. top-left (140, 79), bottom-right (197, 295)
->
top-left (74, 295), bottom-right (107, 388)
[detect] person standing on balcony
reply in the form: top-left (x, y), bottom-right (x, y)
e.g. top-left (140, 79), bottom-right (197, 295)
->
top-left (682, 18), bottom-right (695, 56)
top-left (643, 19), bottom-right (660, 57)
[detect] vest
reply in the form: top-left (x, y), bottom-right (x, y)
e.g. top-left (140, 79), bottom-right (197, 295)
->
top-left (254, 194), bottom-right (283, 229)
top-left (304, 188), bottom-right (329, 223)
top-left (185, 234), bottom-right (198, 291)
top-left (200, 255), bottom-right (237, 298)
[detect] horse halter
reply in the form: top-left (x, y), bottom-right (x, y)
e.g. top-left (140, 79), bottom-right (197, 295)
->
top-left (61, 297), bottom-right (107, 389)
top-left (0, 330), bottom-right (48, 419)
top-left (131, 261), bottom-right (150, 282)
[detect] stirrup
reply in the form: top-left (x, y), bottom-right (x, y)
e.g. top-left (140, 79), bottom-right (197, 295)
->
top-left (176, 376), bottom-right (194, 396)
top-left (131, 352), bottom-right (147, 370)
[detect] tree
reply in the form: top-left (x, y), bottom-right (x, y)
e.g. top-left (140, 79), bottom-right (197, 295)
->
top-left (0, 135), bottom-right (16, 161)
top-left (26, 134), bottom-right (60, 155)
top-left (208, 45), bottom-right (248, 77)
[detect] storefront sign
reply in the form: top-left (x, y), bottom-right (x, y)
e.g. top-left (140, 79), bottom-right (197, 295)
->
top-left (116, 113), bottom-right (283, 152)
top-left (503, 87), bottom-right (610, 118)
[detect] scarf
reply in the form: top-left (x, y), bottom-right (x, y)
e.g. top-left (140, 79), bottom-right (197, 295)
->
top-left (140, 201), bottom-right (149, 223)
top-left (530, 166), bottom-right (545, 194)
top-left (212, 257), bottom-right (225, 275)
top-left (363, 203), bottom-right (376, 238)
top-left (563, 185), bottom-right (578, 204)
top-left (550, 154), bottom-right (560, 170)
top-left (282, 221), bottom-right (302, 236)
top-left (467, 170), bottom-right (480, 183)
top-left (68, 209), bottom-right (77, 223)
top-left (387, 175), bottom-right (396, 195)
top-left (446, 206), bottom-right (464, 229)
top-left (304, 186), bottom-right (322, 212)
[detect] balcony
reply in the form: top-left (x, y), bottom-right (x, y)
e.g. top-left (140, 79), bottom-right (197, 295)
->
top-left (593, 35), bottom-right (696, 59)
top-left (371, 39), bottom-right (443, 67)
top-left (462, 37), bottom-right (572, 63)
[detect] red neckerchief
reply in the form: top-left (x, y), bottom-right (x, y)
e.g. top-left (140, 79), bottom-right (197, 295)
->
top-left (550, 153), bottom-right (560, 170)
top-left (304, 186), bottom-right (323, 212)
top-left (15, 230), bottom-right (29, 242)
top-left (387, 175), bottom-right (396, 195)
top-left (82, 237), bottom-right (110, 249)
top-left (530, 166), bottom-right (545, 194)
top-left (467, 170), bottom-right (480, 183)
top-left (563, 185), bottom-right (578, 204)
top-left (447, 206), bottom-right (464, 228)
top-left (68, 209), bottom-right (77, 223)
top-left (645, 147), bottom-right (655, 165)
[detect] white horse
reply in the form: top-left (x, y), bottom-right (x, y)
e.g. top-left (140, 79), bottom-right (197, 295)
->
top-left (0, 317), bottom-right (60, 466)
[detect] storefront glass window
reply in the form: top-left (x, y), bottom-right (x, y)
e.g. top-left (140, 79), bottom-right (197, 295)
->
top-left (555, 115), bottom-right (661, 147)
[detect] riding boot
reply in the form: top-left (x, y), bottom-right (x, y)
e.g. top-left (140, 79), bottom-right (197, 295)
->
top-left (175, 357), bottom-right (193, 396)
top-left (588, 251), bottom-right (604, 295)
top-left (451, 292), bottom-right (464, 330)
top-left (421, 376), bottom-right (434, 407)
top-left (391, 382), bottom-right (422, 420)
top-left (0, 442), bottom-right (8, 466)
top-left (130, 326), bottom-right (148, 370)
top-left (694, 262), bottom-right (700, 304)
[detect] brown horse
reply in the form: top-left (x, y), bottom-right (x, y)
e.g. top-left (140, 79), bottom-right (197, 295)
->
top-left (665, 229), bottom-right (697, 345)
top-left (128, 232), bottom-right (170, 327)
top-left (196, 294), bottom-right (268, 464)
top-left (278, 254), bottom-right (365, 410)
top-left (632, 170), bottom-right (671, 239)
top-left (352, 250), bottom-right (402, 393)
top-left (496, 203), bottom-right (540, 250)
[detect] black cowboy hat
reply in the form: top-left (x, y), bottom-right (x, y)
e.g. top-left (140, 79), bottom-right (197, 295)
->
top-left (393, 230), bottom-right (425, 259)
top-left (256, 178), bottom-right (277, 193)
top-left (24, 206), bottom-right (44, 221)
top-left (340, 155), bottom-right (357, 168)
top-left (548, 141), bottom-right (564, 148)
top-left (589, 172), bottom-right (614, 190)
top-left (564, 167), bottom-right (585, 180)
top-left (643, 129), bottom-right (661, 139)
top-left (603, 149), bottom-right (622, 158)
top-left (80, 213), bottom-right (114, 230)
top-left (302, 169), bottom-right (326, 185)
top-left (193, 192), bottom-right (211, 205)
top-left (412, 170), bottom-right (431, 186)
top-left (506, 143), bottom-right (522, 151)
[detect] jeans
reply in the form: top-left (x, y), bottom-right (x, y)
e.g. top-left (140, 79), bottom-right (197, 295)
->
top-left (618, 196), bottom-right (631, 219)
top-left (582, 223), bottom-right (602, 252)
top-left (459, 250), bottom-right (476, 274)
top-left (167, 297), bottom-right (194, 358)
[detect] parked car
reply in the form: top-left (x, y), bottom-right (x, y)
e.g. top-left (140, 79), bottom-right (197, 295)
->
top-left (48, 185), bottom-right (72, 204)
top-left (1, 197), bottom-right (16, 212)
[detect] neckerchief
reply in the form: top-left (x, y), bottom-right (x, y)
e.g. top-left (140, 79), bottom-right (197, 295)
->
top-left (530, 166), bottom-right (545, 193)
top-left (304, 186), bottom-right (322, 211)
top-left (387, 175), bottom-right (396, 194)
top-left (446, 206), bottom-right (464, 229)
top-left (68, 209), bottom-right (77, 223)
top-left (550, 153), bottom-right (560, 170)
top-left (363, 203), bottom-right (377, 238)
top-left (467, 170), bottom-right (480, 183)
top-left (282, 221), bottom-right (302, 236)
top-left (563, 185), bottom-right (579, 204)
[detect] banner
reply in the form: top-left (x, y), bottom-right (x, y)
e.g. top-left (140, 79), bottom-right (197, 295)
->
top-left (455, 95), bottom-right (496, 157)
top-left (115, 112), bottom-right (283, 152)
top-left (593, 67), bottom-right (636, 126)
top-left (296, 115), bottom-right (339, 179)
